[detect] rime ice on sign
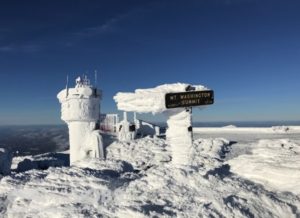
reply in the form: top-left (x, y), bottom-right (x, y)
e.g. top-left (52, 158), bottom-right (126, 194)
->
top-left (57, 75), bottom-right (104, 165)
top-left (114, 83), bottom-right (214, 166)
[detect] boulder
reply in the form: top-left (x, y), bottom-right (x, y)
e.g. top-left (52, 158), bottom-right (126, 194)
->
top-left (0, 148), bottom-right (13, 175)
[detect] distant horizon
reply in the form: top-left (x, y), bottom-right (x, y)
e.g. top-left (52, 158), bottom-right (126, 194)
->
top-left (1, 120), bottom-right (300, 127)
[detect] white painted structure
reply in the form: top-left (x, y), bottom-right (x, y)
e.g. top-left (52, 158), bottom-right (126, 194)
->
top-left (114, 83), bottom-right (209, 165)
top-left (57, 76), bottom-right (104, 164)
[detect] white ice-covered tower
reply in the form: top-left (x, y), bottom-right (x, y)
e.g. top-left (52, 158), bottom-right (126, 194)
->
top-left (57, 75), bottom-right (104, 165)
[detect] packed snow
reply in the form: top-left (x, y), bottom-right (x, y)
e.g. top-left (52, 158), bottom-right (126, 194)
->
top-left (227, 139), bottom-right (300, 195)
top-left (0, 126), bottom-right (300, 217)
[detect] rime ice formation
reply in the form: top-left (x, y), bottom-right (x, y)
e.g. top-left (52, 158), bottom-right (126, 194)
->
top-left (134, 113), bottom-right (161, 137)
top-left (114, 83), bottom-right (207, 114)
top-left (0, 148), bottom-right (12, 175)
top-left (114, 83), bottom-right (209, 165)
top-left (57, 76), bottom-right (104, 164)
top-left (117, 112), bottom-right (136, 142)
top-left (165, 109), bottom-right (193, 165)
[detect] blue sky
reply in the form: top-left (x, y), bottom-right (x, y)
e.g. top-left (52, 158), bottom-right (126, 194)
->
top-left (0, 0), bottom-right (299, 125)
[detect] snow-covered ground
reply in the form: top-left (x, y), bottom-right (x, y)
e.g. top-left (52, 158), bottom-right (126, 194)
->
top-left (0, 126), bottom-right (300, 217)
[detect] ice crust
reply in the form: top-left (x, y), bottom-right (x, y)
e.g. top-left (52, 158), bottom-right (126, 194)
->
top-left (67, 122), bottom-right (104, 164)
top-left (227, 139), bottom-right (300, 195)
top-left (165, 109), bottom-right (193, 165)
top-left (1, 134), bottom-right (300, 217)
top-left (57, 84), bottom-right (103, 164)
top-left (114, 83), bottom-right (208, 114)
top-left (117, 119), bottom-right (136, 142)
top-left (57, 87), bottom-right (100, 122)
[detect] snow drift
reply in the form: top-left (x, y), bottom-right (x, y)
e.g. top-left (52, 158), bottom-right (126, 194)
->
top-left (227, 139), bottom-right (300, 195)
top-left (1, 134), bottom-right (300, 217)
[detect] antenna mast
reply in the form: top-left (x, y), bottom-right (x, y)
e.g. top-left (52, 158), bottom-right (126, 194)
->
top-left (94, 70), bottom-right (98, 87)
top-left (66, 75), bottom-right (69, 97)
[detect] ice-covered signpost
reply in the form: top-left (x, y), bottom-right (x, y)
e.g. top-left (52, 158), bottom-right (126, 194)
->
top-left (57, 75), bottom-right (104, 165)
top-left (114, 83), bottom-right (214, 165)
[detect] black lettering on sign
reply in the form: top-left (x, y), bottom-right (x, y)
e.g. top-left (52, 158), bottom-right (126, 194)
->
top-left (165, 90), bottom-right (214, 109)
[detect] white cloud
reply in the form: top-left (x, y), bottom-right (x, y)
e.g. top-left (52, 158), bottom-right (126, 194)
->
top-left (74, 15), bottom-right (124, 38)
top-left (0, 45), bottom-right (14, 52)
top-left (0, 43), bottom-right (43, 53)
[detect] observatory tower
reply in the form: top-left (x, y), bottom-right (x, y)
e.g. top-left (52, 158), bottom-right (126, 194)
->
top-left (57, 75), bottom-right (104, 165)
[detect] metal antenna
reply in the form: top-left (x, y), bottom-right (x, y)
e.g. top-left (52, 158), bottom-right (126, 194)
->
top-left (66, 74), bottom-right (69, 97)
top-left (86, 71), bottom-right (89, 85)
top-left (94, 70), bottom-right (98, 87)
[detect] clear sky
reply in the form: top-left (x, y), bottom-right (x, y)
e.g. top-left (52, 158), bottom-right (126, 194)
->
top-left (0, 0), bottom-right (300, 125)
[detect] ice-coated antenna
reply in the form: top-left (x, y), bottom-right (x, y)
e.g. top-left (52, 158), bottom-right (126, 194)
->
top-left (66, 75), bottom-right (69, 97)
top-left (94, 70), bottom-right (98, 87)
top-left (66, 75), bottom-right (69, 89)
